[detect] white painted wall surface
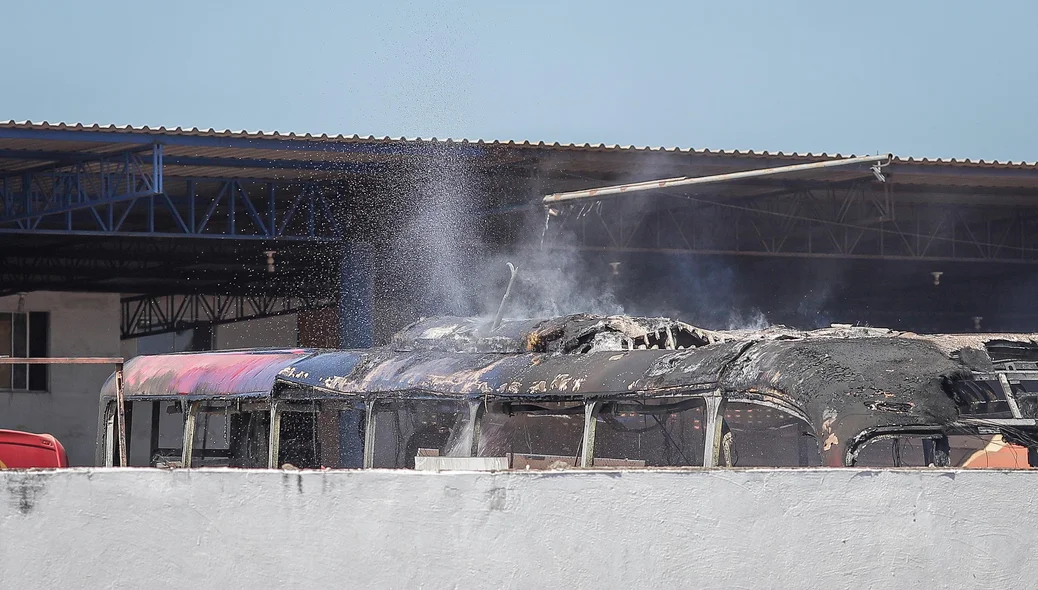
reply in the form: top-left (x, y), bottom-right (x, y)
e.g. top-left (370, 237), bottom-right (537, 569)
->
top-left (0, 468), bottom-right (1033, 589)
top-left (0, 292), bottom-right (120, 466)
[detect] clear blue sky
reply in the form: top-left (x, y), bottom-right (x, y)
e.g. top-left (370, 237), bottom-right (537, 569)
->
top-left (4, 0), bottom-right (1038, 161)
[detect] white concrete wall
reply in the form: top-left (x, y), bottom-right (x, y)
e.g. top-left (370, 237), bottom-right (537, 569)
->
top-left (1, 468), bottom-right (1034, 589)
top-left (0, 292), bottom-right (120, 466)
top-left (214, 314), bottom-right (297, 349)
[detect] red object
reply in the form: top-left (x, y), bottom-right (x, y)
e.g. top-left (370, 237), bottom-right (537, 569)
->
top-left (0, 429), bottom-right (68, 469)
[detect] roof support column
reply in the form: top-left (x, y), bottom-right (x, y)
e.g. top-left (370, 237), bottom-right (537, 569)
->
top-left (702, 394), bottom-right (727, 468)
top-left (466, 400), bottom-right (485, 458)
top-left (182, 401), bottom-right (199, 468)
top-left (339, 243), bottom-right (373, 348)
top-left (580, 401), bottom-right (602, 468)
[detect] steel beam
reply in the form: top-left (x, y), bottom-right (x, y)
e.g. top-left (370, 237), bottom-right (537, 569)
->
top-left (0, 146), bottom-right (153, 165)
top-left (0, 171), bottom-right (344, 241)
top-left (0, 241), bottom-right (344, 296)
top-left (165, 155), bottom-right (384, 173)
top-left (0, 253), bottom-right (164, 287)
top-left (0, 146), bottom-right (162, 226)
top-left (543, 154), bottom-right (890, 205)
top-left (121, 293), bottom-right (337, 340)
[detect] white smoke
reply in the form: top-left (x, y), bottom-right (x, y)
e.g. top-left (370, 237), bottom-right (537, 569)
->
top-left (725, 308), bottom-right (771, 331)
top-left (375, 150), bottom-right (844, 333)
top-left (474, 222), bottom-right (626, 320)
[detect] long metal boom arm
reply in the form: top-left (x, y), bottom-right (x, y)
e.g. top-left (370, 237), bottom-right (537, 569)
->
top-left (542, 153), bottom-right (891, 205)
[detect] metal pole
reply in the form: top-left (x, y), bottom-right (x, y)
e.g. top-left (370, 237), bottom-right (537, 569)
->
top-left (580, 401), bottom-right (602, 468)
top-left (702, 395), bottom-right (726, 468)
top-left (0, 357), bottom-right (125, 364)
top-left (467, 400), bottom-right (484, 458)
top-left (999, 373), bottom-right (1024, 419)
top-left (104, 408), bottom-right (116, 467)
top-left (491, 263), bottom-right (519, 332)
top-left (115, 362), bottom-right (128, 467)
top-left (542, 154), bottom-right (891, 205)
top-left (267, 402), bottom-right (282, 468)
top-left (182, 402), bottom-right (199, 468)
top-left (149, 401), bottom-right (161, 464)
top-left (363, 401), bottom-right (378, 469)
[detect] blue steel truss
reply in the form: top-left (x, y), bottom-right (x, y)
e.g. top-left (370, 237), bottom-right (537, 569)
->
top-left (0, 144), bottom-right (353, 241)
top-left (159, 179), bottom-right (345, 241)
top-left (1, 146), bottom-right (161, 230)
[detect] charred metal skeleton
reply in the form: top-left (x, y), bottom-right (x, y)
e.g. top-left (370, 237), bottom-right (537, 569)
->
top-left (98, 314), bottom-right (1038, 469)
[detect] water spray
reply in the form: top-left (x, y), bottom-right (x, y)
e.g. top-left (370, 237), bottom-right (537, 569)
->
top-left (491, 262), bottom-right (520, 331)
top-left (541, 208), bottom-right (560, 249)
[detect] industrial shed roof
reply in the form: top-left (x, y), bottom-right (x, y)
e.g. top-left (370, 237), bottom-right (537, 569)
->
top-left (2, 120), bottom-right (1038, 191)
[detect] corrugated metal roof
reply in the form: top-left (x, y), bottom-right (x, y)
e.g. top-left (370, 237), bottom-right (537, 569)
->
top-left (4, 119), bottom-right (1037, 169)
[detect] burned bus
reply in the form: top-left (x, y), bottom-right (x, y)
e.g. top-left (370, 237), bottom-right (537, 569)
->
top-left (97, 314), bottom-right (1038, 470)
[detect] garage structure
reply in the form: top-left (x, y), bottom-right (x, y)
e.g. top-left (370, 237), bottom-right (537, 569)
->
top-left (2, 121), bottom-right (1038, 462)
top-left (2, 122), bottom-right (1037, 334)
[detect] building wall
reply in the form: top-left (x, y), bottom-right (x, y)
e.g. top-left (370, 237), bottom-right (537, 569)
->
top-left (214, 314), bottom-right (298, 349)
top-left (0, 285), bottom-right (585, 469)
top-left (1, 468), bottom-right (1035, 588)
top-left (297, 296), bottom-right (420, 349)
top-left (0, 290), bottom-right (397, 468)
top-left (0, 292), bottom-right (120, 466)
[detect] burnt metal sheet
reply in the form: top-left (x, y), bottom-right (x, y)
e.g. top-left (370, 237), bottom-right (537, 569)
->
top-left (952, 379), bottom-right (1013, 416)
top-left (101, 310), bottom-right (1038, 467)
top-left (278, 336), bottom-right (965, 466)
top-left (719, 338), bottom-right (966, 466)
top-left (389, 314), bottom-right (725, 354)
top-left (275, 342), bottom-right (748, 400)
top-left (99, 349), bottom-right (315, 400)
top-left (390, 316), bottom-right (543, 353)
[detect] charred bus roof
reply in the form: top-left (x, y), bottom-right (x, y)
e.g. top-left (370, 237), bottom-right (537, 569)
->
top-left (389, 314), bottom-right (727, 354)
top-left (100, 348), bottom-right (316, 400)
top-left (100, 314), bottom-right (1038, 467)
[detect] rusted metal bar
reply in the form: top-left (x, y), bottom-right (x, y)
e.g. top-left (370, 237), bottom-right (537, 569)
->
top-left (182, 402), bottom-right (199, 468)
top-left (998, 373), bottom-right (1024, 419)
top-left (542, 154), bottom-right (891, 205)
top-left (115, 362), bottom-right (128, 467)
top-left (0, 356), bottom-right (124, 364)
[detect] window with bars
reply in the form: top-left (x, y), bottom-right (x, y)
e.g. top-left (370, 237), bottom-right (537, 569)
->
top-left (0, 312), bottom-right (49, 391)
